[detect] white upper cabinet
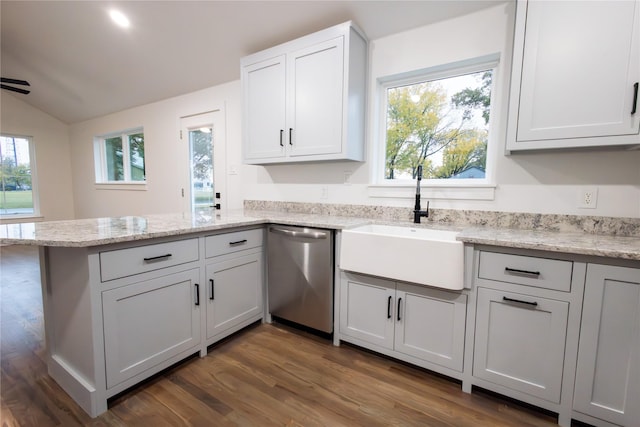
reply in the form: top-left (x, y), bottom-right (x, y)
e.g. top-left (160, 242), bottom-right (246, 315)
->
top-left (241, 21), bottom-right (367, 164)
top-left (506, 0), bottom-right (640, 151)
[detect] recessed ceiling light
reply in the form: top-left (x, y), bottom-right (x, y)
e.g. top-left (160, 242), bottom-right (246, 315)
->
top-left (109, 10), bottom-right (130, 28)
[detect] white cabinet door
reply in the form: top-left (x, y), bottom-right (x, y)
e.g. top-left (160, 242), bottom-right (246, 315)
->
top-left (241, 22), bottom-right (366, 164)
top-left (340, 273), bottom-right (395, 350)
top-left (205, 252), bottom-right (263, 340)
top-left (573, 264), bottom-right (640, 426)
top-left (102, 268), bottom-right (201, 389)
top-left (473, 287), bottom-right (568, 403)
top-left (394, 283), bottom-right (466, 372)
top-left (287, 37), bottom-right (344, 157)
top-left (242, 55), bottom-right (286, 161)
top-left (508, 0), bottom-right (640, 149)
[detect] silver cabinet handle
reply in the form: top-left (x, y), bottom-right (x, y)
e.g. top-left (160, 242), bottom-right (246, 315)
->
top-left (269, 226), bottom-right (328, 240)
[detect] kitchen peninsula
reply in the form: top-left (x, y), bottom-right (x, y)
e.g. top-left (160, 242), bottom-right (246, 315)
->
top-left (1, 206), bottom-right (639, 426)
top-left (0, 209), bottom-right (367, 418)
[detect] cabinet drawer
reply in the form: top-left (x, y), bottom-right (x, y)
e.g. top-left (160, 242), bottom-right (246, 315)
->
top-left (205, 228), bottom-right (263, 258)
top-left (478, 251), bottom-right (573, 292)
top-left (100, 238), bottom-right (199, 282)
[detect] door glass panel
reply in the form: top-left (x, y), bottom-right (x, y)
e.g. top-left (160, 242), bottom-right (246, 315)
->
top-left (189, 126), bottom-right (213, 210)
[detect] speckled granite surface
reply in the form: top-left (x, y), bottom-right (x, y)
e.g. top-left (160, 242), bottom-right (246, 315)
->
top-left (0, 209), bottom-right (368, 248)
top-left (244, 200), bottom-right (640, 236)
top-left (0, 211), bottom-right (265, 247)
top-left (243, 201), bottom-right (640, 260)
top-left (2, 202), bottom-right (639, 260)
top-left (457, 227), bottom-right (640, 261)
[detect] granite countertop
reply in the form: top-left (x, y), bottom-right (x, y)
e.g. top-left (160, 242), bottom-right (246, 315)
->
top-left (1, 209), bottom-right (639, 260)
top-left (0, 209), bottom-right (369, 248)
top-left (457, 227), bottom-right (640, 261)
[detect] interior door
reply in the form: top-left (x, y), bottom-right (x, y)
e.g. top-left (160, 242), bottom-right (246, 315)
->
top-left (180, 110), bottom-right (226, 214)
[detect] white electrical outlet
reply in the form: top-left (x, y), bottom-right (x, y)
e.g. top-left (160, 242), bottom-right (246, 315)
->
top-left (344, 171), bottom-right (352, 185)
top-left (578, 187), bottom-right (598, 209)
top-left (321, 186), bottom-right (328, 199)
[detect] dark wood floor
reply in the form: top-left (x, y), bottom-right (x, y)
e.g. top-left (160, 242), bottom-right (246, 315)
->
top-left (1, 244), bottom-right (562, 426)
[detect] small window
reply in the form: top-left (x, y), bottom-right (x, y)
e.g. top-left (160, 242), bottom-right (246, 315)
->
top-left (379, 60), bottom-right (496, 184)
top-left (0, 135), bottom-right (38, 217)
top-left (94, 128), bottom-right (145, 183)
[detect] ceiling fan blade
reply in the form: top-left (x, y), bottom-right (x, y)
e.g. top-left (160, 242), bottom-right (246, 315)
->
top-left (1, 77), bottom-right (30, 86)
top-left (1, 84), bottom-right (31, 95)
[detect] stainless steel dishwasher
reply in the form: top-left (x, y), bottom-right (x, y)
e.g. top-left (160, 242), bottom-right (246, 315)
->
top-left (267, 224), bottom-right (334, 334)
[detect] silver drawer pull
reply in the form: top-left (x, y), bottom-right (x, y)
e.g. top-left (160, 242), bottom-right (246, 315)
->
top-left (143, 253), bottom-right (172, 262)
top-left (503, 296), bottom-right (538, 307)
top-left (229, 239), bottom-right (247, 246)
top-left (505, 267), bottom-right (540, 278)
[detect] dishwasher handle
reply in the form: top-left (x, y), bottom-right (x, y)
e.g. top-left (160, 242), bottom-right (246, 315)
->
top-left (269, 226), bottom-right (328, 240)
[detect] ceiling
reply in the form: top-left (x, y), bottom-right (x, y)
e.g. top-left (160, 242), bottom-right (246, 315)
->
top-left (1, 1), bottom-right (504, 124)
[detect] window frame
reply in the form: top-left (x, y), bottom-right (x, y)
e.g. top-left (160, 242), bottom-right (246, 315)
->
top-left (369, 54), bottom-right (500, 201)
top-left (94, 127), bottom-right (146, 186)
top-left (0, 134), bottom-right (40, 219)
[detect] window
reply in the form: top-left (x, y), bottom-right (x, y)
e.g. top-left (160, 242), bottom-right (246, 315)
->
top-left (0, 135), bottom-right (38, 217)
top-left (94, 128), bottom-right (145, 183)
top-left (378, 58), bottom-right (497, 186)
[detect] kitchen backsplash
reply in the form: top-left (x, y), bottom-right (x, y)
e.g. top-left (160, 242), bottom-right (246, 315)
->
top-left (244, 200), bottom-right (640, 237)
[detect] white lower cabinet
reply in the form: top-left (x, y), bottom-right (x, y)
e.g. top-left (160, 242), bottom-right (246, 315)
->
top-left (340, 272), bottom-right (466, 373)
top-left (205, 251), bottom-right (263, 342)
top-left (102, 268), bottom-right (201, 389)
top-left (573, 264), bottom-right (640, 427)
top-left (473, 287), bottom-right (568, 403)
top-left (467, 247), bottom-right (587, 427)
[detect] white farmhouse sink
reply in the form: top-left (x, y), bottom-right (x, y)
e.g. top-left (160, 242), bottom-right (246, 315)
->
top-left (340, 224), bottom-right (464, 290)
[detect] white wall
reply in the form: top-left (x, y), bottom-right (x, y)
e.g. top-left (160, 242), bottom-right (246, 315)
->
top-left (65, 3), bottom-right (640, 219)
top-left (242, 3), bottom-right (640, 218)
top-left (68, 81), bottom-right (243, 219)
top-left (0, 93), bottom-right (75, 221)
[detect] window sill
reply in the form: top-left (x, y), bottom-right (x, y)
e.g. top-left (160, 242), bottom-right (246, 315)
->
top-left (95, 182), bottom-right (147, 191)
top-left (368, 182), bottom-right (495, 201)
